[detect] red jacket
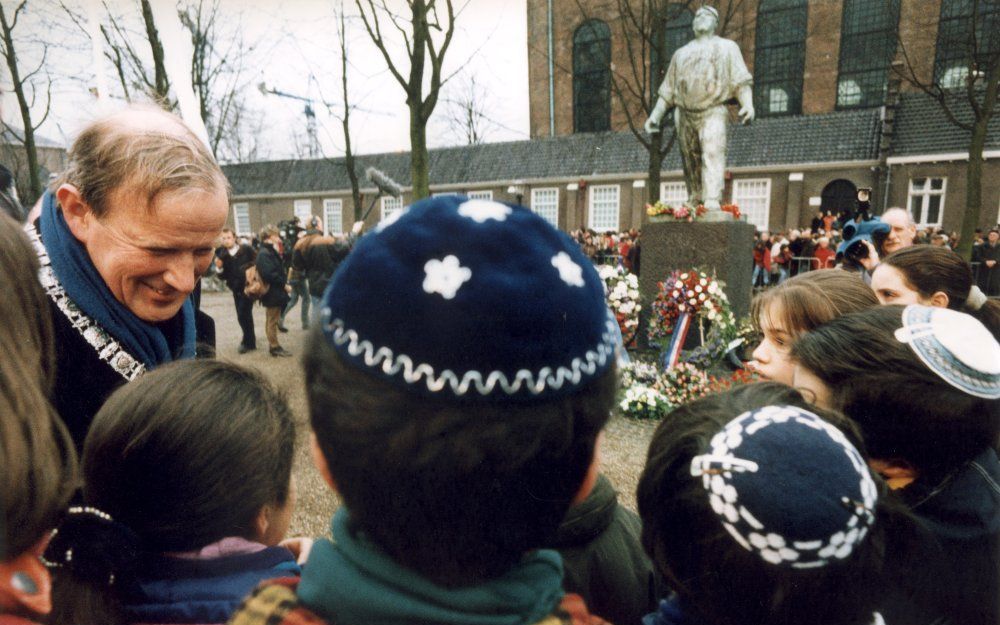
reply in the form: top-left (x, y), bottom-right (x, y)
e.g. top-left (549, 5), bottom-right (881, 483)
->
top-left (813, 246), bottom-right (835, 269)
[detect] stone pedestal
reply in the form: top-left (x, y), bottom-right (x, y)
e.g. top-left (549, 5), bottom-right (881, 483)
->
top-left (638, 220), bottom-right (755, 348)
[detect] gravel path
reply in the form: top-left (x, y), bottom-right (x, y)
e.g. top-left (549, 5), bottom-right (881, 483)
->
top-left (202, 291), bottom-right (659, 538)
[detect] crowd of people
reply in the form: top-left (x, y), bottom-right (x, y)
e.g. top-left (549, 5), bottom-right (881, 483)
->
top-left (751, 207), bottom-right (1000, 295)
top-left (1, 105), bottom-right (998, 625)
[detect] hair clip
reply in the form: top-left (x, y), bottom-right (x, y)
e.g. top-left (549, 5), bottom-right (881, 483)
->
top-left (690, 453), bottom-right (759, 477)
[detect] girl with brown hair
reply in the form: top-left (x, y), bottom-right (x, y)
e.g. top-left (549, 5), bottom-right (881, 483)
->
top-left (749, 270), bottom-right (879, 385)
top-left (871, 244), bottom-right (1000, 340)
top-left (0, 212), bottom-right (77, 622)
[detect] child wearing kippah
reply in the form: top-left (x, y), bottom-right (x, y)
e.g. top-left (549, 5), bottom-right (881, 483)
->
top-left (230, 196), bottom-right (619, 625)
top-left (792, 305), bottom-right (1000, 625)
top-left (637, 383), bottom-right (896, 625)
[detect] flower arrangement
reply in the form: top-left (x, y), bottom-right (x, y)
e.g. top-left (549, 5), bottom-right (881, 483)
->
top-left (621, 360), bottom-right (660, 388)
top-left (619, 384), bottom-right (673, 420)
top-left (721, 204), bottom-right (742, 220)
top-left (648, 270), bottom-right (737, 345)
top-left (597, 264), bottom-right (641, 346)
top-left (646, 201), bottom-right (708, 222)
top-left (652, 362), bottom-right (714, 407)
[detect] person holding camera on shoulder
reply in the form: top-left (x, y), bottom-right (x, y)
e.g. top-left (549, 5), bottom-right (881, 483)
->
top-left (255, 226), bottom-right (292, 357)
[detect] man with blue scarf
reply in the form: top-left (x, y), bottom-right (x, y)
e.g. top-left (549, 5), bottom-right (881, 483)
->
top-left (27, 105), bottom-right (229, 448)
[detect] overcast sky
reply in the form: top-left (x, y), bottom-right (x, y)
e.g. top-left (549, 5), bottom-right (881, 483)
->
top-left (1, 0), bottom-right (530, 161)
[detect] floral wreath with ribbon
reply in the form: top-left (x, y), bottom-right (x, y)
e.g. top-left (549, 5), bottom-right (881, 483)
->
top-left (597, 264), bottom-right (641, 346)
top-left (648, 269), bottom-right (736, 369)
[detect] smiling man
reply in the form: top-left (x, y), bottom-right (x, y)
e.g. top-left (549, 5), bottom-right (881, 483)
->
top-left (27, 106), bottom-right (229, 447)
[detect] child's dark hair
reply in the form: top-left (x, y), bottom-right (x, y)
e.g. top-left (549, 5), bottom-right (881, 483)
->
top-left (791, 306), bottom-right (999, 477)
top-left (637, 383), bottom-right (893, 625)
top-left (881, 245), bottom-right (1000, 339)
top-left (303, 332), bottom-right (616, 587)
top-left (49, 359), bottom-right (295, 625)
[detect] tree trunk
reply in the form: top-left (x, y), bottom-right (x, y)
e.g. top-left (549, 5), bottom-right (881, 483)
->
top-left (0, 5), bottom-right (42, 203)
top-left (410, 103), bottom-right (430, 199)
top-left (339, 10), bottom-right (362, 220)
top-left (956, 115), bottom-right (989, 260)
top-left (647, 130), bottom-right (663, 204)
top-left (141, 0), bottom-right (170, 105)
top-left (408, 0), bottom-right (430, 199)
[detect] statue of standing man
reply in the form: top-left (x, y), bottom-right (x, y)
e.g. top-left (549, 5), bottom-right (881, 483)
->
top-left (645, 6), bottom-right (754, 218)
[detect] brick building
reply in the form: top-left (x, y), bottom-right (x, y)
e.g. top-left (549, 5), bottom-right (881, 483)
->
top-left (224, 0), bottom-right (1000, 236)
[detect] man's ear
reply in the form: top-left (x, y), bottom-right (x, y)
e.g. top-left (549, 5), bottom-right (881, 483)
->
top-left (929, 291), bottom-right (950, 308)
top-left (310, 433), bottom-right (339, 493)
top-left (55, 184), bottom-right (94, 244)
top-left (571, 431), bottom-right (604, 505)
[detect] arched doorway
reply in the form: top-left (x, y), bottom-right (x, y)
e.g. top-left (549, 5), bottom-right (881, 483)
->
top-left (821, 179), bottom-right (857, 221)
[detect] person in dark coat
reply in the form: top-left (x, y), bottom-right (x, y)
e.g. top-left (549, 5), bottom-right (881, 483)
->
top-left (552, 474), bottom-right (663, 625)
top-left (30, 106), bottom-right (227, 449)
top-left (292, 218), bottom-right (364, 317)
top-left (256, 225), bottom-right (292, 357)
top-left (215, 228), bottom-right (257, 353)
top-left (973, 228), bottom-right (1000, 296)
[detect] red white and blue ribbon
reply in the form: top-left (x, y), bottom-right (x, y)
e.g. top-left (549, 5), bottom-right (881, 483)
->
top-left (661, 312), bottom-right (692, 370)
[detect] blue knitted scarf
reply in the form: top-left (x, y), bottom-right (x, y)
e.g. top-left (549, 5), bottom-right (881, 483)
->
top-left (39, 191), bottom-right (195, 368)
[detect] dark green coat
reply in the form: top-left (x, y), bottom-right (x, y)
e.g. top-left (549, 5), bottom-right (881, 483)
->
top-left (553, 474), bottom-right (665, 625)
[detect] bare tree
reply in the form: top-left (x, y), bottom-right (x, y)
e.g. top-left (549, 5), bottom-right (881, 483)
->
top-left (441, 73), bottom-right (497, 145)
top-left (894, 0), bottom-right (1000, 259)
top-left (0, 2), bottom-right (52, 204)
top-left (355, 0), bottom-right (457, 199)
top-left (336, 7), bottom-right (363, 220)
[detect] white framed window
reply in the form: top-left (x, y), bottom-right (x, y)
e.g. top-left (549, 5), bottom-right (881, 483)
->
top-left (232, 202), bottom-right (251, 237)
top-left (467, 190), bottom-right (493, 201)
top-left (530, 187), bottom-right (559, 227)
top-left (732, 178), bottom-right (771, 231)
top-left (323, 198), bottom-right (343, 235)
top-left (293, 199), bottom-right (313, 224)
top-left (659, 181), bottom-right (687, 205)
top-left (907, 177), bottom-right (946, 227)
top-left (588, 184), bottom-right (620, 232)
top-left (381, 196), bottom-right (404, 222)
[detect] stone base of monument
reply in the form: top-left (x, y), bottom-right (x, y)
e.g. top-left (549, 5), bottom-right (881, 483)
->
top-left (638, 220), bottom-right (755, 350)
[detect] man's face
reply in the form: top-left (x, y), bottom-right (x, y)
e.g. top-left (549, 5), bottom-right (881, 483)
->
top-left (882, 211), bottom-right (916, 254)
top-left (80, 185), bottom-right (228, 323)
top-left (220, 231), bottom-right (236, 248)
top-left (989, 231), bottom-right (999, 245)
top-left (692, 11), bottom-right (718, 36)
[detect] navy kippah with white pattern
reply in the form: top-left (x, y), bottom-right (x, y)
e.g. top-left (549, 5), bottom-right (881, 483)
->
top-left (691, 405), bottom-right (878, 568)
top-left (320, 195), bottom-right (617, 401)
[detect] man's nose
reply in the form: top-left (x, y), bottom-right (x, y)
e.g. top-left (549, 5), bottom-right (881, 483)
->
top-left (163, 254), bottom-right (196, 293)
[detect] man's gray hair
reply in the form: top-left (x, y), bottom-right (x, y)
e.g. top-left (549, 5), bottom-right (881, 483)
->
top-left (882, 207), bottom-right (915, 226)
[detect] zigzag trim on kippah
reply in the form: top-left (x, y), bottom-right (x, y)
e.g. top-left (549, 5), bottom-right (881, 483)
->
top-left (322, 310), bottom-right (618, 397)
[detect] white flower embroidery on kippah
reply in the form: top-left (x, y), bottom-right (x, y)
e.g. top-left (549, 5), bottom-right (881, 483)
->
top-left (551, 252), bottom-right (585, 287)
top-left (375, 207), bottom-right (410, 233)
top-left (423, 255), bottom-right (472, 300)
top-left (457, 200), bottom-right (512, 223)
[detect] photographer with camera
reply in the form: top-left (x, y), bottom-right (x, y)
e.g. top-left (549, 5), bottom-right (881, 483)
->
top-left (277, 217), bottom-right (308, 331)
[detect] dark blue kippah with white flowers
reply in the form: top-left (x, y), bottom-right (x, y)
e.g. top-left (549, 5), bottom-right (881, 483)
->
top-left (691, 405), bottom-right (878, 568)
top-left (320, 195), bottom-right (617, 401)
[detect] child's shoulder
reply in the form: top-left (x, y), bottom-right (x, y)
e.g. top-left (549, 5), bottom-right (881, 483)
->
top-left (229, 579), bottom-right (612, 625)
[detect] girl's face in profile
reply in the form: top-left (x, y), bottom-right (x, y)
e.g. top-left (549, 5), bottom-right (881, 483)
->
top-left (750, 301), bottom-right (796, 386)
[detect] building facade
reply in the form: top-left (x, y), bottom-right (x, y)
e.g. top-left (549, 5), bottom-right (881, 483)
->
top-left (224, 0), bottom-right (1000, 237)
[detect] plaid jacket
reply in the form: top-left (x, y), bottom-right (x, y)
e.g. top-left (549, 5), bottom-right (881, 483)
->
top-left (227, 577), bottom-right (614, 625)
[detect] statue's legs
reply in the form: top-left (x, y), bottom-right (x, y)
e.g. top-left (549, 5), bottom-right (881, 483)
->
top-left (700, 106), bottom-right (729, 211)
top-left (676, 108), bottom-right (703, 207)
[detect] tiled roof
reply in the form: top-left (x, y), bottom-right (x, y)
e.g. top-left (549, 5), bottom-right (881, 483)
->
top-left (892, 91), bottom-right (1000, 156)
top-left (223, 107), bottom-right (882, 196)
